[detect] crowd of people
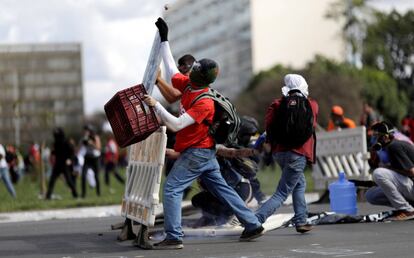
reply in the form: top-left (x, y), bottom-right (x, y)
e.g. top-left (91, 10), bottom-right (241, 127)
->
top-left (0, 125), bottom-right (127, 199)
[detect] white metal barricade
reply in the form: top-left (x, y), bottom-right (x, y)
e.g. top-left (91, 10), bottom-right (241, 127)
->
top-left (121, 126), bottom-right (167, 227)
top-left (312, 126), bottom-right (371, 190)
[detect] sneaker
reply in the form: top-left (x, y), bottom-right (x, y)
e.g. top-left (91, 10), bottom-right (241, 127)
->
top-left (239, 225), bottom-right (265, 242)
top-left (385, 210), bottom-right (414, 221)
top-left (296, 224), bottom-right (314, 233)
top-left (152, 239), bottom-right (183, 250)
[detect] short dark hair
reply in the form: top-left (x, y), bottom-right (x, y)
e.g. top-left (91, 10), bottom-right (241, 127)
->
top-left (178, 54), bottom-right (195, 74)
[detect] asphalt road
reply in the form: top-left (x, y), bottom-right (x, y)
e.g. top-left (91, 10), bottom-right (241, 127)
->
top-left (1, 203), bottom-right (413, 258)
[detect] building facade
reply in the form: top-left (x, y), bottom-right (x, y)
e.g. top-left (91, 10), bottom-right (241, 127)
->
top-left (163, 0), bottom-right (344, 99)
top-left (164, 0), bottom-right (252, 98)
top-left (0, 43), bottom-right (84, 147)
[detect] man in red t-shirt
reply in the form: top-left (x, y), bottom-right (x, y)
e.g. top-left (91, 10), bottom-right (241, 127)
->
top-left (142, 18), bottom-right (264, 250)
top-left (104, 134), bottom-right (124, 187)
top-left (256, 74), bottom-right (318, 234)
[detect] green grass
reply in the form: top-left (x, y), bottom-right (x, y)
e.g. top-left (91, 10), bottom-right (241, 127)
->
top-left (255, 165), bottom-right (314, 196)
top-left (0, 165), bottom-right (315, 213)
top-left (0, 171), bottom-right (126, 213)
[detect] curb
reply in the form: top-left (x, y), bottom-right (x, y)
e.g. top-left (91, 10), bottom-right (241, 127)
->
top-left (0, 205), bottom-right (121, 224)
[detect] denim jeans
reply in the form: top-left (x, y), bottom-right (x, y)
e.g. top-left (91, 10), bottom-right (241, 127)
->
top-left (0, 167), bottom-right (16, 198)
top-left (255, 151), bottom-right (307, 225)
top-left (163, 148), bottom-right (261, 241)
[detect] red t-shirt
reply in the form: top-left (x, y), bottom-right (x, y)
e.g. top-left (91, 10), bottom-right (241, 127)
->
top-left (171, 73), bottom-right (215, 152)
top-left (265, 97), bottom-right (319, 163)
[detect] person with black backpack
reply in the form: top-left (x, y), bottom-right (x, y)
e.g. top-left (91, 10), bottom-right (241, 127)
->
top-left (256, 74), bottom-right (318, 234)
top-left (142, 17), bottom-right (264, 250)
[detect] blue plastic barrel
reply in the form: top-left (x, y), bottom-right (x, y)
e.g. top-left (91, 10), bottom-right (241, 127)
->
top-left (328, 172), bottom-right (358, 215)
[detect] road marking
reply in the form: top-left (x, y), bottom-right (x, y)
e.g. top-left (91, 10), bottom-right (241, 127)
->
top-left (291, 246), bottom-right (374, 257)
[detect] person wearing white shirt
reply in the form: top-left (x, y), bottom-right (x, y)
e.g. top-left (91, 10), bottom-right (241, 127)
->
top-left (0, 144), bottom-right (16, 198)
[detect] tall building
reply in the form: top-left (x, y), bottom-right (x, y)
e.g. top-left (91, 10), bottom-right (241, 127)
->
top-left (164, 0), bottom-right (252, 98)
top-left (0, 43), bottom-right (84, 147)
top-left (164, 0), bottom-right (344, 98)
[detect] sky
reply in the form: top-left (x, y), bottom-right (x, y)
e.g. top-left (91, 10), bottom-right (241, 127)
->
top-left (0, 0), bottom-right (170, 115)
top-left (0, 0), bottom-right (412, 115)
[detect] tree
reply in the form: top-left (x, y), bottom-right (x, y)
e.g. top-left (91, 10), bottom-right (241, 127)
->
top-left (362, 10), bottom-right (414, 113)
top-left (359, 67), bottom-right (408, 123)
top-left (326, 0), bottom-right (373, 68)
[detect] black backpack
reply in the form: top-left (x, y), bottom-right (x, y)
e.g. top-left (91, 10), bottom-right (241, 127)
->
top-left (190, 88), bottom-right (241, 146)
top-left (267, 91), bottom-right (314, 148)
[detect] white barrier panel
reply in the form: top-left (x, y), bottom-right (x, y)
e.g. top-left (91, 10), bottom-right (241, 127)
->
top-left (313, 126), bottom-right (371, 190)
top-left (142, 33), bottom-right (161, 95)
top-left (121, 126), bottom-right (167, 226)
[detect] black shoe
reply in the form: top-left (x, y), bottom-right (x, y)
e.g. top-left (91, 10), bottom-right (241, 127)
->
top-left (152, 239), bottom-right (184, 250)
top-left (296, 224), bottom-right (313, 233)
top-left (239, 225), bottom-right (264, 242)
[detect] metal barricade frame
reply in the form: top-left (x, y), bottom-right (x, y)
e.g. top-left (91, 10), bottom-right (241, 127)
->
top-left (312, 126), bottom-right (371, 190)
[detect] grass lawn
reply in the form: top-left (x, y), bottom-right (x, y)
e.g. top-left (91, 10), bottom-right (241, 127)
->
top-left (0, 165), bottom-right (315, 213)
top-left (254, 165), bottom-right (315, 196)
top-left (0, 171), bottom-right (126, 213)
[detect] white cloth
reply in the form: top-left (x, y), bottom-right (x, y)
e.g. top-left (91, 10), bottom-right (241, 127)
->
top-left (281, 74), bottom-right (309, 98)
top-left (77, 146), bottom-right (86, 167)
top-left (0, 144), bottom-right (7, 168)
top-left (154, 102), bottom-right (195, 132)
top-left (161, 41), bottom-right (179, 81)
top-left (87, 169), bottom-right (96, 188)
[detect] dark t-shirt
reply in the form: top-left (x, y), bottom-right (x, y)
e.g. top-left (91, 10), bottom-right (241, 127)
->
top-left (385, 140), bottom-right (414, 171)
top-left (53, 140), bottom-right (75, 165)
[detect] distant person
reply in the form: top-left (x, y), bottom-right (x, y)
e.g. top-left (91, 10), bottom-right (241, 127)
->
top-left (5, 145), bottom-right (19, 183)
top-left (366, 121), bottom-right (414, 221)
top-left (81, 125), bottom-right (101, 198)
top-left (0, 144), bottom-right (16, 198)
top-left (104, 134), bottom-right (124, 187)
top-left (26, 142), bottom-right (41, 175)
top-left (360, 102), bottom-right (381, 129)
top-left (41, 145), bottom-right (52, 178)
top-left (45, 128), bottom-right (78, 200)
top-left (401, 115), bottom-right (414, 142)
top-left (327, 105), bottom-right (356, 131)
top-left (258, 74), bottom-right (318, 233)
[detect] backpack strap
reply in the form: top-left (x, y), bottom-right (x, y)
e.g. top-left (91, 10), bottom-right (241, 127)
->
top-left (189, 88), bottom-right (213, 107)
top-left (188, 89), bottom-right (214, 126)
top-left (183, 83), bottom-right (192, 94)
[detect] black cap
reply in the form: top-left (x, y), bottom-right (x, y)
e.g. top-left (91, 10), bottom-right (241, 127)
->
top-left (371, 121), bottom-right (395, 135)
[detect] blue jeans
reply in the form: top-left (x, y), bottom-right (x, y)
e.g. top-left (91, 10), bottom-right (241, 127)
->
top-left (0, 167), bottom-right (16, 198)
top-left (255, 151), bottom-right (307, 225)
top-left (163, 148), bottom-right (261, 240)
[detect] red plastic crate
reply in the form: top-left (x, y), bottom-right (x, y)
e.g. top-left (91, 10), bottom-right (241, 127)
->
top-left (104, 84), bottom-right (160, 148)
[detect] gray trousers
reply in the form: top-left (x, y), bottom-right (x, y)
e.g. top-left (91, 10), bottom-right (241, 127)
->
top-left (365, 167), bottom-right (414, 211)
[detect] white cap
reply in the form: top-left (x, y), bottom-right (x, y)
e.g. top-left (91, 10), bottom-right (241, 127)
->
top-left (281, 74), bottom-right (309, 98)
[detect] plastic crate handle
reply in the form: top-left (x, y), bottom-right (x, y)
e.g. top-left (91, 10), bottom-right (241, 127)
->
top-left (127, 87), bottom-right (151, 130)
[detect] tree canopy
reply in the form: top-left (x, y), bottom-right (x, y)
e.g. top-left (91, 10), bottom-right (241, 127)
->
top-left (362, 10), bottom-right (414, 112)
